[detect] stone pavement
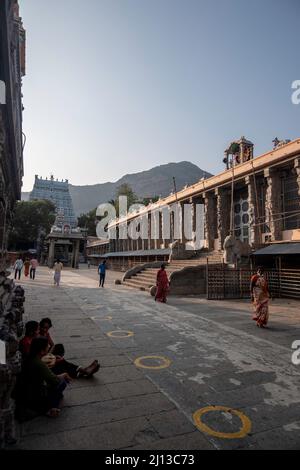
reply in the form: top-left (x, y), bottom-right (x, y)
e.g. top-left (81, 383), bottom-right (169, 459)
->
top-left (14, 266), bottom-right (300, 450)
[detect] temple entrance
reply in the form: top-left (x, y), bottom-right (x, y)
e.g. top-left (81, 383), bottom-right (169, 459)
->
top-left (46, 229), bottom-right (83, 269)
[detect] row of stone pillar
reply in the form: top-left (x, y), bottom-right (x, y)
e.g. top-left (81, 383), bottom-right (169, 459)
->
top-left (109, 158), bottom-right (300, 253)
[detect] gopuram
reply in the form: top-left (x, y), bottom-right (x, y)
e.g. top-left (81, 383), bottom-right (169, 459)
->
top-left (30, 175), bottom-right (83, 268)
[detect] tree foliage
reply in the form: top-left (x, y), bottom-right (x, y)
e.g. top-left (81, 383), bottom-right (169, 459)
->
top-left (114, 183), bottom-right (138, 216)
top-left (78, 185), bottom-right (159, 237)
top-left (8, 200), bottom-right (56, 251)
top-left (77, 208), bottom-right (97, 237)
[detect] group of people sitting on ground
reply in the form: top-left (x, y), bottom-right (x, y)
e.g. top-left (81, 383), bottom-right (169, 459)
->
top-left (15, 317), bottom-right (100, 420)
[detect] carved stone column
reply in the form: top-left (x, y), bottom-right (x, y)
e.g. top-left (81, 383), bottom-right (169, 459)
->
top-left (264, 168), bottom-right (283, 241)
top-left (215, 189), bottom-right (231, 251)
top-left (203, 193), bottom-right (217, 250)
top-left (245, 175), bottom-right (260, 246)
top-left (294, 157), bottom-right (300, 196)
top-left (48, 239), bottom-right (55, 268)
top-left (151, 211), bottom-right (159, 250)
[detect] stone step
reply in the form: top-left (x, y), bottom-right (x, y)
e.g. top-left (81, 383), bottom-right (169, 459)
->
top-left (135, 273), bottom-right (159, 281)
top-left (124, 277), bottom-right (154, 288)
top-left (123, 279), bottom-right (152, 290)
top-left (122, 251), bottom-right (224, 291)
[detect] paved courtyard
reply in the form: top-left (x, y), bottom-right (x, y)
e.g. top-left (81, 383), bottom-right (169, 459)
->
top-left (15, 266), bottom-right (300, 450)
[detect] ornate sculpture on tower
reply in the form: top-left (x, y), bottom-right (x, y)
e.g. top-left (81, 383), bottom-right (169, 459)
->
top-left (223, 136), bottom-right (254, 170)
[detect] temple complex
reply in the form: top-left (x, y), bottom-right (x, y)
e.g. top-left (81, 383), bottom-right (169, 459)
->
top-left (86, 138), bottom-right (300, 296)
top-left (30, 176), bottom-right (83, 268)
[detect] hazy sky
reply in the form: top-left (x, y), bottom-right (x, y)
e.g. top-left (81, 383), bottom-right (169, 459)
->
top-left (20, 0), bottom-right (300, 191)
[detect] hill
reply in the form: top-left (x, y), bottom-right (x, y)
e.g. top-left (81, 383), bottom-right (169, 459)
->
top-left (23, 162), bottom-right (212, 215)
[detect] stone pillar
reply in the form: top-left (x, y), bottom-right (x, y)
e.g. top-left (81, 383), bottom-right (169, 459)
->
top-left (161, 206), bottom-right (172, 249)
top-left (204, 192), bottom-right (216, 250)
top-left (215, 188), bottom-right (231, 251)
top-left (180, 202), bottom-right (186, 244)
top-left (74, 240), bottom-right (80, 268)
top-left (245, 175), bottom-right (260, 246)
top-left (264, 168), bottom-right (283, 241)
top-left (151, 210), bottom-right (160, 250)
top-left (137, 236), bottom-right (143, 251)
top-left (294, 157), bottom-right (300, 196)
top-left (148, 214), bottom-right (152, 250)
top-left (48, 240), bottom-right (55, 268)
top-left (157, 211), bottom-right (163, 249)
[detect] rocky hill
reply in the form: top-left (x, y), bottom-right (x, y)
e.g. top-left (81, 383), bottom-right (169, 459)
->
top-left (23, 161), bottom-right (212, 215)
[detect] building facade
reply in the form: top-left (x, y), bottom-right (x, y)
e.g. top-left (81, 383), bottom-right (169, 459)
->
top-left (0, 0), bottom-right (25, 260)
top-left (93, 138), bottom-right (300, 270)
top-left (0, 0), bottom-right (26, 448)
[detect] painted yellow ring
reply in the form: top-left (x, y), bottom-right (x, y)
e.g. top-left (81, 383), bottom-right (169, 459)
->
top-left (193, 406), bottom-right (252, 439)
top-left (107, 330), bottom-right (134, 338)
top-left (134, 355), bottom-right (171, 370)
top-left (90, 316), bottom-right (113, 321)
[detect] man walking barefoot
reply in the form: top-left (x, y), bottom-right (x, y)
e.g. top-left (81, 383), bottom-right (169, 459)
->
top-left (98, 260), bottom-right (107, 288)
top-left (53, 259), bottom-right (63, 287)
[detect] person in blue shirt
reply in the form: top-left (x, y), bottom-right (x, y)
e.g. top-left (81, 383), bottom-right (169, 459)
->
top-left (98, 260), bottom-right (107, 288)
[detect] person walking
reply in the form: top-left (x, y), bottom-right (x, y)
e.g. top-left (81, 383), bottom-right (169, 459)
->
top-left (155, 264), bottom-right (169, 303)
top-left (30, 258), bottom-right (38, 280)
top-left (98, 260), bottom-right (107, 288)
top-left (250, 267), bottom-right (270, 328)
top-left (14, 257), bottom-right (24, 281)
top-left (53, 259), bottom-right (63, 287)
top-left (24, 258), bottom-right (30, 277)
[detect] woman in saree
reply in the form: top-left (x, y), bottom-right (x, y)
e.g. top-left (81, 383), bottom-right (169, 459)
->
top-left (155, 264), bottom-right (169, 303)
top-left (250, 267), bottom-right (270, 328)
top-left (24, 258), bottom-right (30, 277)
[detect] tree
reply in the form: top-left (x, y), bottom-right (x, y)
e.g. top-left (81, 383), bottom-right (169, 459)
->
top-left (8, 200), bottom-right (56, 252)
top-left (141, 196), bottom-right (160, 206)
top-left (78, 208), bottom-right (97, 237)
top-left (114, 184), bottom-right (138, 216)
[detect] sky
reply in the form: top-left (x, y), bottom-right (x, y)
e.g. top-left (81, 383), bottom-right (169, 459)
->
top-left (20, 0), bottom-right (300, 191)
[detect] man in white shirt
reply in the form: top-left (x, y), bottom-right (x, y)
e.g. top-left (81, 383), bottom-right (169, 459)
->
top-left (14, 257), bottom-right (24, 280)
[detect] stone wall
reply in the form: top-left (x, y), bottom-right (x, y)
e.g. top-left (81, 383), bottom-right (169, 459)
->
top-left (169, 265), bottom-right (207, 295)
top-left (0, 272), bottom-right (25, 448)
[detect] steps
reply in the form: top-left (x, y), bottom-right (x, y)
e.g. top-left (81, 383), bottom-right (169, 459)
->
top-left (123, 251), bottom-right (223, 291)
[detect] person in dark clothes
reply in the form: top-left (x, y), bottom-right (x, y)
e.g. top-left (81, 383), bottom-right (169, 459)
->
top-left (19, 321), bottom-right (39, 357)
top-left (39, 318), bottom-right (100, 378)
top-left (16, 337), bottom-right (71, 419)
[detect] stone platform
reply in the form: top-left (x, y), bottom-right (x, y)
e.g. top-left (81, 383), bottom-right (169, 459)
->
top-left (12, 266), bottom-right (300, 450)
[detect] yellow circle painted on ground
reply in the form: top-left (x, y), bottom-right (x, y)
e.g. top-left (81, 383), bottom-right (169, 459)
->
top-left (90, 316), bottom-right (113, 321)
top-left (107, 330), bottom-right (134, 338)
top-left (193, 406), bottom-right (252, 439)
top-left (134, 355), bottom-right (171, 370)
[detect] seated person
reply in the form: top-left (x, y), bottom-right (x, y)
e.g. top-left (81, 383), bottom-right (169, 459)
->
top-left (19, 321), bottom-right (39, 357)
top-left (39, 317), bottom-right (54, 351)
top-left (16, 337), bottom-right (71, 419)
top-left (39, 317), bottom-right (100, 378)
